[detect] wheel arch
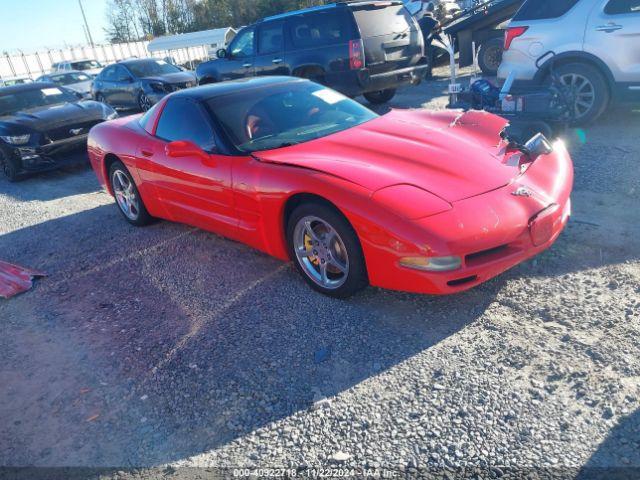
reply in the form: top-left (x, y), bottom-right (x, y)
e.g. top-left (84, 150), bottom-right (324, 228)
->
top-left (534, 51), bottom-right (615, 94)
top-left (103, 153), bottom-right (123, 196)
top-left (283, 193), bottom-right (349, 242)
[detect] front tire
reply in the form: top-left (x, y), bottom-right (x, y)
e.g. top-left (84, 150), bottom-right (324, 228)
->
top-left (0, 148), bottom-right (21, 182)
top-left (363, 88), bottom-right (396, 104)
top-left (287, 202), bottom-right (368, 298)
top-left (138, 92), bottom-right (152, 112)
top-left (108, 161), bottom-right (153, 226)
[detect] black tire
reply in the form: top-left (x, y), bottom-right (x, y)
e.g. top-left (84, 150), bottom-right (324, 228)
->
top-left (554, 62), bottom-right (609, 125)
top-left (108, 160), bottom-right (154, 226)
top-left (138, 92), bottom-right (152, 112)
top-left (0, 148), bottom-right (22, 182)
top-left (287, 202), bottom-right (368, 298)
top-left (363, 88), bottom-right (397, 104)
top-left (478, 37), bottom-right (503, 77)
top-left (95, 92), bottom-right (106, 104)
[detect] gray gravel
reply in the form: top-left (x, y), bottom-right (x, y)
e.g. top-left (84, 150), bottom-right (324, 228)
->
top-left (0, 66), bottom-right (639, 479)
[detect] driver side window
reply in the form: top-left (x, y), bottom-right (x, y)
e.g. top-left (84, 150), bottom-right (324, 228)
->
top-left (155, 98), bottom-right (216, 150)
top-left (230, 28), bottom-right (255, 58)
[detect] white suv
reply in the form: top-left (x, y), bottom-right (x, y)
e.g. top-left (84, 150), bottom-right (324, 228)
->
top-left (498, 0), bottom-right (640, 123)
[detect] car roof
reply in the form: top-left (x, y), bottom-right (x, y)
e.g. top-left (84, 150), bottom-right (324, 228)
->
top-left (260, 0), bottom-right (403, 22)
top-left (171, 76), bottom-right (307, 101)
top-left (0, 82), bottom-right (59, 94)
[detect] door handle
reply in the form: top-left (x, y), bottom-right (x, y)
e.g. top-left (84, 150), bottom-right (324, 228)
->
top-left (596, 24), bottom-right (623, 32)
top-left (141, 149), bottom-right (154, 157)
top-left (272, 58), bottom-right (283, 64)
top-left (243, 63), bottom-right (252, 68)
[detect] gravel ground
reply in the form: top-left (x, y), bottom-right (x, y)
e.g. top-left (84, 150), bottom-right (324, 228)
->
top-left (0, 67), bottom-right (639, 479)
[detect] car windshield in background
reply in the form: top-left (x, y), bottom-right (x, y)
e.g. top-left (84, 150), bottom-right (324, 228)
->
top-left (207, 82), bottom-right (378, 153)
top-left (71, 60), bottom-right (102, 70)
top-left (0, 87), bottom-right (78, 117)
top-left (127, 60), bottom-right (182, 77)
top-left (51, 73), bottom-right (92, 85)
top-left (351, 3), bottom-right (413, 37)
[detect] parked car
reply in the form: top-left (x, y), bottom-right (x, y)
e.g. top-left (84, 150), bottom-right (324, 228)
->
top-left (499, 0), bottom-right (640, 124)
top-left (0, 76), bottom-right (33, 87)
top-left (51, 59), bottom-right (104, 77)
top-left (36, 71), bottom-right (93, 98)
top-left (91, 59), bottom-right (197, 111)
top-left (87, 76), bottom-right (573, 298)
top-left (196, 1), bottom-right (428, 104)
top-left (0, 82), bottom-right (117, 181)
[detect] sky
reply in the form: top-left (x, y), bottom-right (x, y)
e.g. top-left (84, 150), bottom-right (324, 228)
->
top-left (0, 0), bottom-right (110, 53)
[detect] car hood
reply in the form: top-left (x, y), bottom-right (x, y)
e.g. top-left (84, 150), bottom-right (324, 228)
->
top-left (0, 101), bottom-right (113, 133)
top-left (141, 72), bottom-right (196, 84)
top-left (254, 109), bottom-right (519, 203)
top-left (65, 80), bottom-right (93, 93)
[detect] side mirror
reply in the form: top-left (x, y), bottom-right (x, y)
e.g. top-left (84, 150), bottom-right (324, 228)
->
top-left (216, 48), bottom-right (227, 59)
top-left (166, 140), bottom-right (212, 163)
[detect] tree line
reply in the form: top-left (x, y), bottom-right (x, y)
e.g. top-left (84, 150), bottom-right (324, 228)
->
top-left (106, 0), bottom-right (331, 42)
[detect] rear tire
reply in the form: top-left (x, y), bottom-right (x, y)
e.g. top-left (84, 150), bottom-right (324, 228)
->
top-left (95, 93), bottom-right (106, 104)
top-left (108, 160), bottom-right (153, 226)
top-left (287, 202), bottom-right (368, 298)
top-left (554, 62), bottom-right (609, 125)
top-left (363, 88), bottom-right (396, 104)
top-left (478, 37), bottom-right (503, 77)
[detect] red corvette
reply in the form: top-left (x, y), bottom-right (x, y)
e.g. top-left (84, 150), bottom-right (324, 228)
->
top-left (88, 77), bottom-right (573, 298)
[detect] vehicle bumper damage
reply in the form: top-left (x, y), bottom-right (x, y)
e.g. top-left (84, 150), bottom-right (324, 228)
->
top-left (0, 260), bottom-right (46, 299)
top-left (9, 135), bottom-right (89, 174)
top-left (362, 113), bottom-right (574, 295)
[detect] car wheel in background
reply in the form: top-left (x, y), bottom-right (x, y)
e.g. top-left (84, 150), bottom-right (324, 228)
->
top-left (555, 63), bottom-right (609, 125)
top-left (287, 202), bottom-right (368, 298)
top-left (108, 161), bottom-right (153, 226)
top-left (138, 92), bottom-right (152, 112)
top-left (363, 88), bottom-right (397, 104)
top-left (478, 37), bottom-right (503, 77)
top-left (0, 148), bottom-right (21, 182)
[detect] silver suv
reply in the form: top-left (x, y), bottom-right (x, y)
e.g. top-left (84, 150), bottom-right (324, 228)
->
top-left (498, 0), bottom-right (640, 123)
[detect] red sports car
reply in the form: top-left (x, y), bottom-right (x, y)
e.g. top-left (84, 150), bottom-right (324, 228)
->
top-left (88, 77), bottom-right (573, 298)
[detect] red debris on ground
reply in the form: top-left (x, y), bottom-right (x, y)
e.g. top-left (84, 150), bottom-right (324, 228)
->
top-left (0, 260), bottom-right (46, 299)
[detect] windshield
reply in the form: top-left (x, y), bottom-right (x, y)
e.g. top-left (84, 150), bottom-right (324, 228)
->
top-left (0, 86), bottom-right (78, 117)
top-left (127, 60), bottom-right (182, 77)
top-left (50, 72), bottom-right (92, 85)
top-left (71, 60), bottom-right (102, 70)
top-left (207, 82), bottom-right (378, 153)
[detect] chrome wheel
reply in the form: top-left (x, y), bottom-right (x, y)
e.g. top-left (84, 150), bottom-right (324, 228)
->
top-left (139, 93), bottom-right (152, 112)
top-left (112, 169), bottom-right (140, 221)
top-left (293, 215), bottom-right (349, 290)
top-left (560, 73), bottom-right (595, 119)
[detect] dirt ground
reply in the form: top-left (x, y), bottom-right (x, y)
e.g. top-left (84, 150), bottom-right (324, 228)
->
top-left (1, 68), bottom-right (639, 479)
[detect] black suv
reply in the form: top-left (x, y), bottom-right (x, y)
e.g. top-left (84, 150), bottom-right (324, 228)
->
top-left (196, 1), bottom-right (428, 104)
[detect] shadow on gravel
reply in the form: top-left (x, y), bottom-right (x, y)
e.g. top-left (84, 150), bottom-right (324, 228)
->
top-left (1, 204), bottom-right (502, 467)
top-left (578, 408), bottom-right (640, 480)
top-left (0, 155), bottom-right (99, 202)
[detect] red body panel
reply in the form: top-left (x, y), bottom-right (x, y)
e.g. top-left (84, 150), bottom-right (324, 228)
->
top-left (87, 109), bottom-right (574, 295)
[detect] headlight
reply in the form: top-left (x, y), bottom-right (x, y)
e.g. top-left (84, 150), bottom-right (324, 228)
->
top-left (148, 81), bottom-right (167, 93)
top-left (1, 134), bottom-right (31, 145)
top-left (106, 111), bottom-right (119, 120)
top-left (399, 256), bottom-right (462, 272)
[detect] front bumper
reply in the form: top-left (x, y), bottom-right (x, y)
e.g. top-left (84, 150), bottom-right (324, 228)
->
top-left (13, 134), bottom-right (89, 172)
top-left (365, 142), bottom-right (574, 295)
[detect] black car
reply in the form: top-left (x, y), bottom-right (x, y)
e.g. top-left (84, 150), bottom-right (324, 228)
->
top-left (91, 59), bottom-right (197, 111)
top-left (196, 1), bottom-right (428, 104)
top-left (0, 82), bottom-right (117, 181)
